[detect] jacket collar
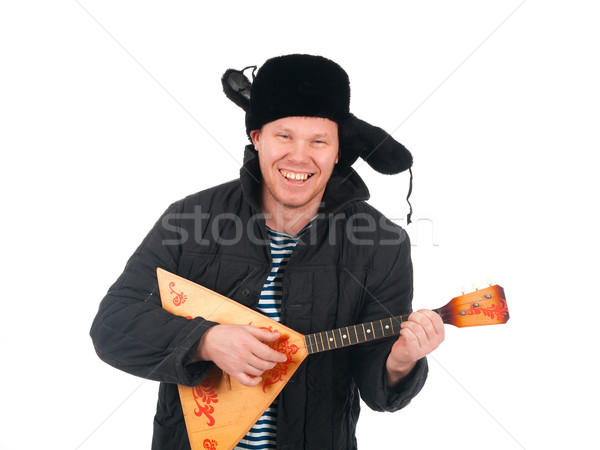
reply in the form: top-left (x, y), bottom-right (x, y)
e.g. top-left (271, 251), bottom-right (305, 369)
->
top-left (240, 144), bottom-right (370, 215)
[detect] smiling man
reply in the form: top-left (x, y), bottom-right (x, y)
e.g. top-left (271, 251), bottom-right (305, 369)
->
top-left (251, 116), bottom-right (339, 234)
top-left (91, 54), bottom-right (444, 450)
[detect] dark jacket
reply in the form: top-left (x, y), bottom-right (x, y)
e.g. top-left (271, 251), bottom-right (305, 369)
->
top-left (90, 149), bottom-right (428, 449)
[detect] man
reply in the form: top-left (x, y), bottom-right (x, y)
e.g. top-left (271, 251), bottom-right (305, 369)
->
top-left (91, 54), bottom-right (444, 449)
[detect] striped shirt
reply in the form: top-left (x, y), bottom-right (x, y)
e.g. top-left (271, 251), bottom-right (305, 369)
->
top-left (235, 224), bottom-right (308, 449)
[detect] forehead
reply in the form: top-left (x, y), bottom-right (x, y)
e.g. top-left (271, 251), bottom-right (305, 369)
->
top-left (264, 116), bottom-right (338, 135)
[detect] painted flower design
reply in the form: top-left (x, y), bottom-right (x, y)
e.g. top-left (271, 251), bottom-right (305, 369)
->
top-left (192, 380), bottom-right (218, 426)
top-left (466, 298), bottom-right (509, 320)
top-left (169, 281), bottom-right (187, 306)
top-left (203, 439), bottom-right (218, 449)
top-left (254, 325), bottom-right (300, 393)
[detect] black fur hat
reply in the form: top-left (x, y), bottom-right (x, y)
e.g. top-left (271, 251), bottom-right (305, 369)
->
top-left (222, 54), bottom-right (413, 176)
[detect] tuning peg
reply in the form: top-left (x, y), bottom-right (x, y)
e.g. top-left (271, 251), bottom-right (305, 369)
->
top-left (486, 277), bottom-right (494, 286)
top-left (471, 282), bottom-right (479, 291)
top-left (460, 285), bottom-right (466, 295)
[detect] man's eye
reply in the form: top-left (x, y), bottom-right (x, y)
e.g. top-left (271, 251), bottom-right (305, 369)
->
top-left (278, 134), bottom-right (289, 139)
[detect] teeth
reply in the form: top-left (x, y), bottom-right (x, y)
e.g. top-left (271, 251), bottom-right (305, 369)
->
top-left (281, 170), bottom-right (312, 181)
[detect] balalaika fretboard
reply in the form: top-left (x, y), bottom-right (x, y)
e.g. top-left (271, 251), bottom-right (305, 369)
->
top-left (303, 311), bottom-right (441, 354)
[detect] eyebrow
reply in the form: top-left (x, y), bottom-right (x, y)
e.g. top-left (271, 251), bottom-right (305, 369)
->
top-left (275, 127), bottom-right (332, 139)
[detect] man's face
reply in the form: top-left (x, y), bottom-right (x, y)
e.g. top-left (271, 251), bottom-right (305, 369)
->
top-left (250, 116), bottom-right (339, 216)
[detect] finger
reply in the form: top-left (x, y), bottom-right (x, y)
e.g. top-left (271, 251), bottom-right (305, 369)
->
top-left (418, 309), bottom-right (445, 330)
top-left (406, 310), bottom-right (434, 330)
top-left (405, 310), bottom-right (441, 340)
top-left (251, 342), bottom-right (288, 363)
top-left (416, 309), bottom-right (445, 344)
top-left (401, 312), bottom-right (444, 352)
top-left (247, 355), bottom-right (278, 373)
top-left (240, 364), bottom-right (264, 377)
top-left (248, 326), bottom-right (281, 342)
top-left (233, 371), bottom-right (263, 387)
top-left (260, 330), bottom-right (282, 343)
top-left (400, 321), bottom-right (427, 349)
top-left (398, 325), bottom-right (419, 346)
top-left (246, 328), bottom-right (288, 363)
top-left (429, 311), bottom-right (446, 334)
top-left (394, 326), bottom-right (425, 362)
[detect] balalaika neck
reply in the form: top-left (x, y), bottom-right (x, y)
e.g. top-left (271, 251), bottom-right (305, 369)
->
top-left (304, 309), bottom-right (442, 354)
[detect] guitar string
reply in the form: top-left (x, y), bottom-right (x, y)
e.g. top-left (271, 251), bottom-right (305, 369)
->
top-left (304, 319), bottom-right (411, 354)
top-left (305, 295), bottom-right (506, 350)
top-left (302, 309), bottom-right (492, 353)
top-left (304, 306), bottom-right (508, 353)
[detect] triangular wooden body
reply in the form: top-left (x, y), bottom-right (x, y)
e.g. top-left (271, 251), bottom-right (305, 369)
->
top-left (157, 268), bottom-right (308, 450)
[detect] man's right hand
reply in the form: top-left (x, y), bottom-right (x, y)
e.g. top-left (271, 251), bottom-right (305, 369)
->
top-left (193, 324), bottom-right (288, 387)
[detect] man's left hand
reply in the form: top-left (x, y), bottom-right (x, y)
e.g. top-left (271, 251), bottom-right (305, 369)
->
top-left (385, 309), bottom-right (445, 386)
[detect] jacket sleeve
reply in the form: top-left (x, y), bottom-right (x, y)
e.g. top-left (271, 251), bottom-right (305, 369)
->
top-left (90, 201), bottom-right (217, 387)
top-left (350, 229), bottom-right (429, 412)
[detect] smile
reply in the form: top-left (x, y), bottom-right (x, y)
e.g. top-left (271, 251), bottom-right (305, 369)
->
top-left (279, 169), bottom-right (314, 182)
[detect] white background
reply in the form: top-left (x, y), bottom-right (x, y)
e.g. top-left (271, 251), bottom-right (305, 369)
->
top-left (1, 1), bottom-right (599, 449)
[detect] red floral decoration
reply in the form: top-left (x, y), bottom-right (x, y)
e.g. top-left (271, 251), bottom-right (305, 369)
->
top-left (466, 298), bottom-right (509, 320)
top-left (169, 281), bottom-right (187, 306)
top-left (192, 379), bottom-right (219, 426)
top-left (254, 325), bottom-right (300, 393)
top-left (203, 439), bottom-right (218, 449)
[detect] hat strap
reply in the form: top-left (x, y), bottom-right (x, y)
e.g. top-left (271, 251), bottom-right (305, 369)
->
top-left (406, 168), bottom-right (413, 225)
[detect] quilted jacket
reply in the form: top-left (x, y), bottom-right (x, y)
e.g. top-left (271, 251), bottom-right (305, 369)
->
top-left (90, 148), bottom-right (428, 449)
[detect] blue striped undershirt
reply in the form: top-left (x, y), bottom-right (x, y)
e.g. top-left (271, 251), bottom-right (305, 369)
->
top-left (235, 223), bottom-right (310, 450)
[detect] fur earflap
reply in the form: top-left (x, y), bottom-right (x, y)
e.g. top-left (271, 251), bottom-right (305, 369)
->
top-left (221, 66), bottom-right (255, 112)
top-left (339, 114), bottom-right (412, 174)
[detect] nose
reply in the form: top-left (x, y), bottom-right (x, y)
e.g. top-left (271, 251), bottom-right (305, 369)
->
top-left (287, 139), bottom-right (311, 163)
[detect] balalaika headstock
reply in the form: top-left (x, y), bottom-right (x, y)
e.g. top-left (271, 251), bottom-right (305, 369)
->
top-left (434, 285), bottom-right (509, 327)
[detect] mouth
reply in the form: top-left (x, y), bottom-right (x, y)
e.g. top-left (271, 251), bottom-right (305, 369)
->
top-left (279, 169), bottom-right (314, 183)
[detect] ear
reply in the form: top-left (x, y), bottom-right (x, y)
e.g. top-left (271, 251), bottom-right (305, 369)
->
top-left (221, 67), bottom-right (255, 112)
top-left (249, 129), bottom-right (261, 150)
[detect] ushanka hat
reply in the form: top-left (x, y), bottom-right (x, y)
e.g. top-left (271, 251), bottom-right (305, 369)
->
top-left (222, 54), bottom-right (415, 221)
